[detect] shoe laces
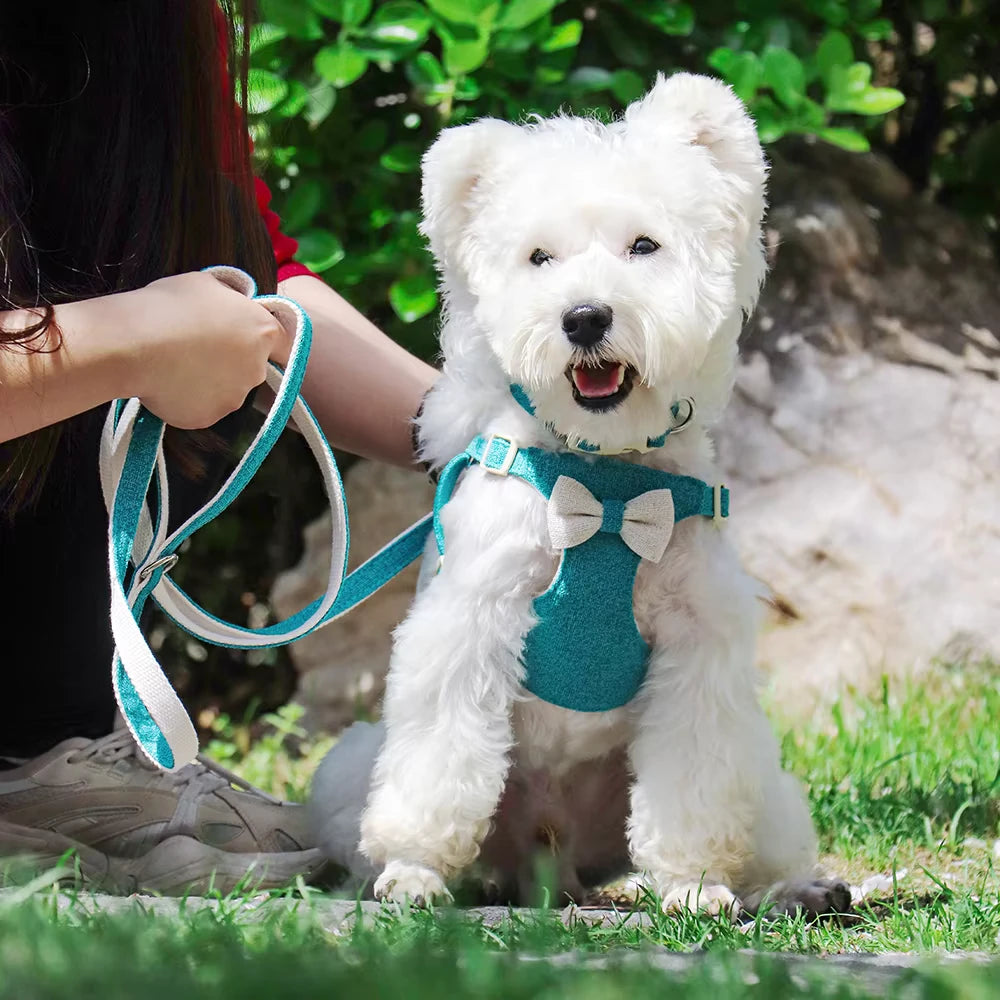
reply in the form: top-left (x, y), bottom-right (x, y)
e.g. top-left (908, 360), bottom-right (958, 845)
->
top-left (67, 729), bottom-right (282, 806)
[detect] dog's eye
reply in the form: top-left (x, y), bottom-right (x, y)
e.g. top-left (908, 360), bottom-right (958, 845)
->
top-left (529, 248), bottom-right (552, 267)
top-left (629, 236), bottom-right (660, 256)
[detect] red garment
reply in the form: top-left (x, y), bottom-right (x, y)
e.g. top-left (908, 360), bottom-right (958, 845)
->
top-left (254, 176), bottom-right (318, 283)
top-left (211, 4), bottom-right (318, 284)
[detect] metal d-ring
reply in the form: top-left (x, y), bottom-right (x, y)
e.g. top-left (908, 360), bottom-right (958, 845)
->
top-left (669, 396), bottom-right (696, 434)
top-left (137, 553), bottom-right (179, 583)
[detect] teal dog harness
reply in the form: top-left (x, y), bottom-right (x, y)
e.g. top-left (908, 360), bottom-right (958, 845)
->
top-left (434, 435), bottom-right (729, 712)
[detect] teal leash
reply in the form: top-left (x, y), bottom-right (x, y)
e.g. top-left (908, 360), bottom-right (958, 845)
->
top-left (103, 266), bottom-right (432, 770)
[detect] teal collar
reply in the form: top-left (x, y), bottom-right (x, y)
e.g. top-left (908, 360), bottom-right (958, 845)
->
top-left (508, 383), bottom-right (693, 455)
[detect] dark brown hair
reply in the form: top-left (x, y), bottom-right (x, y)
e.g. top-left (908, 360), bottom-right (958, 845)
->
top-left (0, 0), bottom-right (277, 509)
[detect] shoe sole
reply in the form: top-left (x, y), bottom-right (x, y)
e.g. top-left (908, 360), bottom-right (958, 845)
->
top-left (0, 819), bottom-right (327, 896)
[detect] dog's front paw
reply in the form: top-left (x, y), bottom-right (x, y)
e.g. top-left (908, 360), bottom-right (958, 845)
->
top-left (661, 882), bottom-right (742, 921)
top-left (374, 860), bottom-right (452, 907)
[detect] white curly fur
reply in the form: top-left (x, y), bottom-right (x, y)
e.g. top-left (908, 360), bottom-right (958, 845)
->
top-left (349, 73), bottom-right (820, 912)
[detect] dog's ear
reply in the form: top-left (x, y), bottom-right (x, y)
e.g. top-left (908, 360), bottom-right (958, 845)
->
top-left (420, 119), bottom-right (522, 277)
top-left (625, 72), bottom-right (765, 182)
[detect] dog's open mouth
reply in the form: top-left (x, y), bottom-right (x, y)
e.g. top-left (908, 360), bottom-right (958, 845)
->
top-left (567, 360), bottom-right (635, 411)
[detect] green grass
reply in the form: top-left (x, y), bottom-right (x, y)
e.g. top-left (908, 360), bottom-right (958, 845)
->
top-left (2, 662), bottom-right (1000, 998)
top-left (783, 666), bottom-right (1000, 866)
top-left (3, 888), bottom-right (1000, 1000)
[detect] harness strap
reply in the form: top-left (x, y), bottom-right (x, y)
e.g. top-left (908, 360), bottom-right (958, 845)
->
top-left (433, 434), bottom-right (729, 557)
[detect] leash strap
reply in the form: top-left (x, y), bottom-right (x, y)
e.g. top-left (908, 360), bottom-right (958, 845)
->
top-left (102, 266), bottom-right (432, 771)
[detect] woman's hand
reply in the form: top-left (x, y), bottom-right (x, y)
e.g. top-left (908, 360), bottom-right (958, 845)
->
top-left (125, 271), bottom-right (291, 429)
top-left (0, 270), bottom-right (293, 443)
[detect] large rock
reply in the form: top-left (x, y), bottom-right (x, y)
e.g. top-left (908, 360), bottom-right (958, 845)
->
top-left (273, 139), bottom-right (1000, 731)
top-left (722, 140), bottom-right (1000, 709)
top-left (721, 346), bottom-right (999, 710)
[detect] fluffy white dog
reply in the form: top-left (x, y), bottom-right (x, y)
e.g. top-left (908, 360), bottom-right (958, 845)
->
top-left (312, 73), bottom-right (848, 918)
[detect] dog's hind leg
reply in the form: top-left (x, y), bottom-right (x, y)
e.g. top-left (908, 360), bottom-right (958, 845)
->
top-left (477, 749), bottom-right (631, 906)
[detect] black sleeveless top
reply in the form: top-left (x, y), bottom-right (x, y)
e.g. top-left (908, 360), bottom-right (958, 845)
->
top-left (0, 400), bottom-right (252, 757)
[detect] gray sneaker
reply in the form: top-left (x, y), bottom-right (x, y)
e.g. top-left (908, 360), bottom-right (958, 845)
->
top-left (0, 729), bottom-right (326, 895)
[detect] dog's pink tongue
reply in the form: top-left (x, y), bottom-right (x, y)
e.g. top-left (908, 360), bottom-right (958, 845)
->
top-left (573, 362), bottom-right (621, 398)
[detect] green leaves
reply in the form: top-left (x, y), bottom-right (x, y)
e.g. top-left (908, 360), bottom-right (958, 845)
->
top-left (825, 61), bottom-right (905, 115)
top-left (762, 47), bottom-right (805, 109)
top-left (257, 0), bottom-right (323, 39)
top-left (307, 0), bottom-right (373, 24)
top-left (611, 69), bottom-right (646, 105)
top-left (442, 33), bottom-right (491, 75)
top-left (817, 127), bottom-right (871, 152)
top-left (540, 20), bottom-right (582, 53)
top-left (708, 48), bottom-right (761, 104)
top-left (707, 14), bottom-right (904, 151)
top-left (280, 179), bottom-right (324, 232)
top-left (389, 274), bottom-right (438, 323)
top-left (368, 1), bottom-right (432, 46)
top-left (250, 23), bottom-right (288, 54)
top-left (497, 0), bottom-right (558, 31)
top-left (295, 230), bottom-right (346, 272)
top-left (566, 67), bottom-right (614, 93)
top-left (304, 84), bottom-right (336, 128)
top-left (642, 2), bottom-right (694, 36)
top-left (815, 30), bottom-right (853, 88)
top-left (314, 43), bottom-right (369, 87)
top-left (247, 69), bottom-right (289, 114)
top-left (379, 143), bottom-right (423, 173)
top-left (425, 0), bottom-right (495, 26)
top-left (840, 87), bottom-right (905, 114)
top-left (804, 0), bottom-right (850, 27)
top-left (408, 51), bottom-right (454, 103)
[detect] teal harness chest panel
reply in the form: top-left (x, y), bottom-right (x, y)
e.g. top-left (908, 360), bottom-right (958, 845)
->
top-left (433, 435), bottom-right (729, 713)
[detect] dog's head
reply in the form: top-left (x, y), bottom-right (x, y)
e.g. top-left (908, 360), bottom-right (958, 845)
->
top-left (421, 73), bottom-right (767, 452)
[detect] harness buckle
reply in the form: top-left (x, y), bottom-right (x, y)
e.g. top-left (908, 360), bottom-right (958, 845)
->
top-left (713, 483), bottom-right (726, 527)
top-left (482, 435), bottom-right (519, 476)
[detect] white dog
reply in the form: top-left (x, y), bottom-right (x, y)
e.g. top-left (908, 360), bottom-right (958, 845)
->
top-left (312, 73), bottom-right (848, 918)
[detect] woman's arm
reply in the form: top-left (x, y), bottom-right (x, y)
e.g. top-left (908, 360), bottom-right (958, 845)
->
top-left (0, 273), bottom-right (289, 444)
top-left (1, 269), bottom-right (438, 469)
top-left (277, 274), bottom-right (437, 468)
top-left (0, 296), bottom-right (136, 443)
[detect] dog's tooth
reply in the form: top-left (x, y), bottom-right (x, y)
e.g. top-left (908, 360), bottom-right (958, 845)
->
top-left (616, 365), bottom-right (626, 387)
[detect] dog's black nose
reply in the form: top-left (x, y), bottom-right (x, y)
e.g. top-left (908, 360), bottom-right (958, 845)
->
top-left (562, 303), bottom-right (613, 347)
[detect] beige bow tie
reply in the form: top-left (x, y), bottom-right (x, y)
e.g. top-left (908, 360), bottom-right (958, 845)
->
top-left (546, 475), bottom-right (676, 563)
